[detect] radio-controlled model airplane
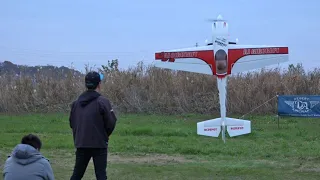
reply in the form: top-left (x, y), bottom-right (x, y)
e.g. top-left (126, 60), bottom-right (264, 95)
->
top-left (154, 15), bottom-right (289, 143)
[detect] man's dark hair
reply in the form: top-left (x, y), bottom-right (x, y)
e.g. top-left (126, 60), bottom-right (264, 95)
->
top-left (21, 134), bottom-right (42, 150)
top-left (85, 71), bottom-right (101, 90)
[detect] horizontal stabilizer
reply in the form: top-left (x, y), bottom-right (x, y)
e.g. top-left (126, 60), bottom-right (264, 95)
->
top-left (197, 118), bottom-right (221, 137)
top-left (197, 117), bottom-right (251, 138)
top-left (226, 117), bottom-right (251, 137)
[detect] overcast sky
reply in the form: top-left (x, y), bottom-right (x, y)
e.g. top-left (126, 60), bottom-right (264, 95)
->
top-left (0, 0), bottom-right (319, 73)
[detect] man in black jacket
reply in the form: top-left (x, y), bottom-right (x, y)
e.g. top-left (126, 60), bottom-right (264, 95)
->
top-left (69, 71), bottom-right (117, 180)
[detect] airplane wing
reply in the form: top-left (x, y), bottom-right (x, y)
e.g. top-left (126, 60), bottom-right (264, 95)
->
top-left (154, 44), bottom-right (289, 76)
top-left (154, 45), bottom-right (214, 75)
top-left (228, 45), bottom-right (289, 74)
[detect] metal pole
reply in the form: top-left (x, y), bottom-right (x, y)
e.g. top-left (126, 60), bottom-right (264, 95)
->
top-left (277, 115), bottom-right (280, 129)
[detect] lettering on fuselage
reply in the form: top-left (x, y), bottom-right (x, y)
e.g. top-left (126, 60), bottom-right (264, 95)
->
top-left (215, 38), bottom-right (227, 47)
top-left (243, 48), bottom-right (280, 55)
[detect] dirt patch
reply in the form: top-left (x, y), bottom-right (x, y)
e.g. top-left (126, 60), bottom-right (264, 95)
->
top-left (297, 166), bottom-right (320, 173)
top-left (294, 157), bottom-right (320, 173)
top-left (48, 150), bottom-right (197, 167)
top-left (106, 153), bottom-right (195, 164)
top-left (303, 168), bottom-right (320, 172)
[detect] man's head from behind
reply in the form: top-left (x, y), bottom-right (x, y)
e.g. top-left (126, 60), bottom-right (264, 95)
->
top-left (21, 134), bottom-right (42, 151)
top-left (85, 71), bottom-right (103, 91)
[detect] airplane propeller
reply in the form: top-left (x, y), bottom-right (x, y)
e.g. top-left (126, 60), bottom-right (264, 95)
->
top-left (206, 19), bottom-right (227, 23)
top-left (206, 14), bottom-right (227, 22)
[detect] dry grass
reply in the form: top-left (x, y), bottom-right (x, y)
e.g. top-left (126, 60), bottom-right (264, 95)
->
top-left (0, 62), bottom-right (319, 115)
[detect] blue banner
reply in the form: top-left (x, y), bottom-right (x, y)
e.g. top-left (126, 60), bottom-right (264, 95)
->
top-left (277, 95), bottom-right (320, 117)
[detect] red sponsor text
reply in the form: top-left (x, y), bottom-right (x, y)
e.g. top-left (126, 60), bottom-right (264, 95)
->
top-left (204, 128), bottom-right (218, 131)
top-left (243, 48), bottom-right (280, 55)
top-left (164, 51), bottom-right (198, 59)
top-left (230, 127), bottom-right (244, 130)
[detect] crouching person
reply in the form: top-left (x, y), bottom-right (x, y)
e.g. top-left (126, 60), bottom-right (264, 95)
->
top-left (3, 134), bottom-right (55, 180)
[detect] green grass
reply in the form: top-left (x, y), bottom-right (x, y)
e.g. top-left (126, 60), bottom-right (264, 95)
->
top-left (1, 113), bottom-right (320, 179)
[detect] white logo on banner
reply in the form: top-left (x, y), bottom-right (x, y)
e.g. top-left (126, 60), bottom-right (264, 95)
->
top-left (284, 97), bottom-right (320, 113)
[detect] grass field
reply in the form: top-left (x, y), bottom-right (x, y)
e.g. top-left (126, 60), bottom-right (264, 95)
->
top-left (0, 113), bottom-right (320, 180)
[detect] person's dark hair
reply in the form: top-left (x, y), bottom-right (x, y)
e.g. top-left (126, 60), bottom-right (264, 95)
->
top-left (85, 71), bottom-right (101, 90)
top-left (21, 134), bottom-right (42, 150)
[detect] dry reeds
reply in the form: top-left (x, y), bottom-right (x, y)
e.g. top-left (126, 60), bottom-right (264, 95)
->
top-left (0, 62), bottom-right (319, 116)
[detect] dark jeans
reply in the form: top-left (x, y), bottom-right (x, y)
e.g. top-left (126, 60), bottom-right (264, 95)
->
top-left (70, 148), bottom-right (108, 180)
